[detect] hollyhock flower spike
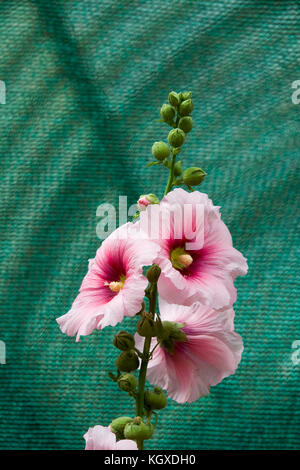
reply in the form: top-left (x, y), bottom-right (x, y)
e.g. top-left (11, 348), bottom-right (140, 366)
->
top-left (84, 425), bottom-right (138, 450)
top-left (58, 90), bottom-right (248, 450)
top-left (135, 298), bottom-right (243, 403)
top-left (57, 223), bottom-right (160, 341)
top-left (137, 188), bottom-right (248, 310)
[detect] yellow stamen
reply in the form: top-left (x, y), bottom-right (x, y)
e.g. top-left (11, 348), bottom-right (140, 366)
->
top-left (170, 247), bottom-right (193, 270)
top-left (177, 253), bottom-right (193, 268)
top-left (107, 275), bottom-right (126, 293)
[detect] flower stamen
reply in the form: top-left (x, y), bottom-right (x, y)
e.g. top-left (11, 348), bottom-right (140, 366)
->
top-left (170, 247), bottom-right (193, 270)
top-left (106, 275), bottom-right (126, 293)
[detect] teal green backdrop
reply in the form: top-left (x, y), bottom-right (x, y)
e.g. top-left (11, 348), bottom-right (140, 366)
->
top-left (0, 0), bottom-right (299, 450)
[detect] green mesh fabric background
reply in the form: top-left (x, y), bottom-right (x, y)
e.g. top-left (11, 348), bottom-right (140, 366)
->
top-left (0, 0), bottom-right (299, 450)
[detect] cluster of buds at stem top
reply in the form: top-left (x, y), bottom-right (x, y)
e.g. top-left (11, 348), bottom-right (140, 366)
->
top-left (146, 90), bottom-right (206, 194)
top-left (154, 91), bottom-right (194, 161)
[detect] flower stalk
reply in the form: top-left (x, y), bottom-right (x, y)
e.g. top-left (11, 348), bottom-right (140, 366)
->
top-left (135, 277), bottom-right (158, 449)
top-left (57, 90), bottom-right (247, 452)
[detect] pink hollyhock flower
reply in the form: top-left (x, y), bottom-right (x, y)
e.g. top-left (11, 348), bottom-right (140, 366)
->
top-left (84, 425), bottom-right (138, 450)
top-left (135, 298), bottom-right (243, 403)
top-left (57, 224), bottom-right (159, 341)
top-left (137, 188), bottom-right (248, 310)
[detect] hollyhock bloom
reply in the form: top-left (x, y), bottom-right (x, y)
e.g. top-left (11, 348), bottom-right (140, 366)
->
top-left (135, 299), bottom-right (243, 403)
top-left (57, 224), bottom-right (159, 341)
top-left (84, 425), bottom-right (138, 450)
top-left (137, 188), bottom-right (248, 310)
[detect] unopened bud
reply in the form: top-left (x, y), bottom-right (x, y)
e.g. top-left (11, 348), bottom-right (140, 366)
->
top-left (118, 373), bottom-right (137, 392)
top-left (146, 264), bottom-right (161, 283)
top-left (151, 141), bottom-right (170, 161)
top-left (173, 160), bottom-right (183, 177)
top-left (113, 331), bottom-right (135, 351)
top-left (115, 350), bottom-right (139, 372)
top-left (179, 99), bottom-right (194, 116)
top-left (168, 91), bottom-right (180, 107)
top-left (160, 103), bottom-right (175, 123)
top-left (182, 91), bottom-right (192, 100)
top-left (144, 387), bottom-right (167, 410)
top-left (178, 116), bottom-right (193, 133)
top-left (137, 313), bottom-right (157, 337)
top-left (110, 416), bottom-right (133, 439)
top-left (183, 167), bottom-right (206, 186)
top-left (157, 321), bottom-right (187, 355)
top-left (168, 128), bottom-right (185, 148)
top-left (124, 417), bottom-right (154, 441)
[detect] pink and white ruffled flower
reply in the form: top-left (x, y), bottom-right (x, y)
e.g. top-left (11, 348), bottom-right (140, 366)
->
top-left (84, 425), bottom-right (137, 450)
top-left (57, 224), bottom-right (159, 341)
top-left (137, 188), bottom-right (248, 310)
top-left (135, 298), bottom-right (243, 403)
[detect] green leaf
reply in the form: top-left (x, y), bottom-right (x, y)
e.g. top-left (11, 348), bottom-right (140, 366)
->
top-left (146, 161), bottom-right (162, 167)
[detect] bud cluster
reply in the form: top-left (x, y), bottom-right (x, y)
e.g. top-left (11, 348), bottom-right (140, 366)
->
top-left (145, 90), bottom-right (206, 196)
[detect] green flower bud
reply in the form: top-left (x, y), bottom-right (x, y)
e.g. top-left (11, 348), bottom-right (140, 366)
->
top-left (178, 116), bottom-right (193, 134)
top-left (157, 321), bottom-right (187, 355)
top-left (160, 103), bottom-right (175, 123)
top-left (182, 91), bottom-right (192, 100)
top-left (113, 331), bottom-right (135, 351)
top-left (146, 264), bottom-right (161, 283)
top-left (168, 128), bottom-right (186, 148)
top-left (110, 416), bottom-right (133, 439)
top-left (124, 417), bottom-right (154, 441)
top-left (168, 91), bottom-right (180, 107)
top-left (179, 99), bottom-right (194, 116)
top-left (183, 167), bottom-right (206, 186)
top-left (144, 387), bottom-right (167, 410)
top-left (151, 141), bottom-right (170, 161)
top-left (115, 350), bottom-right (139, 372)
top-left (137, 313), bottom-right (157, 337)
top-left (117, 373), bottom-right (137, 392)
top-left (173, 160), bottom-right (183, 177)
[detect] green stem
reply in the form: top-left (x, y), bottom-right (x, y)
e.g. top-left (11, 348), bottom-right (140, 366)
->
top-left (136, 335), bottom-right (151, 418)
top-left (135, 282), bottom-right (158, 450)
top-left (164, 151), bottom-right (176, 196)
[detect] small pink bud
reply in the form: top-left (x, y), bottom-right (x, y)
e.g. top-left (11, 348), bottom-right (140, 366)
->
top-left (138, 196), bottom-right (150, 211)
top-left (137, 193), bottom-right (159, 211)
